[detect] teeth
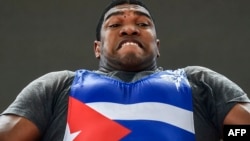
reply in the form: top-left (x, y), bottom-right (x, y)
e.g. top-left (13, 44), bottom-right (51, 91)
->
top-left (121, 42), bottom-right (139, 47)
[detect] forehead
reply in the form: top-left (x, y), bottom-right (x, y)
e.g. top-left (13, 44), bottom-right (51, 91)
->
top-left (104, 4), bottom-right (152, 21)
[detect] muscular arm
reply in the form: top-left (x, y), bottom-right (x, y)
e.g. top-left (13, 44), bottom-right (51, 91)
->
top-left (0, 115), bottom-right (40, 141)
top-left (0, 71), bottom-right (74, 141)
top-left (224, 103), bottom-right (250, 124)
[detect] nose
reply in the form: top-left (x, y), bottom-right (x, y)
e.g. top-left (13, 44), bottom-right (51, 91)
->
top-left (119, 25), bottom-right (140, 36)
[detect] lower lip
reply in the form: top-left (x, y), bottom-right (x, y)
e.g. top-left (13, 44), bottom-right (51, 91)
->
top-left (120, 44), bottom-right (142, 49)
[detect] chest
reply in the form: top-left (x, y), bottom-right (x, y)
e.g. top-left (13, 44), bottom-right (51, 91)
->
top-left (65, 70), bottom-right (195, 141)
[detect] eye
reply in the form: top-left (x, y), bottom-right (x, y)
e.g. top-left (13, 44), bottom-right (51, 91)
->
top-left (108, 24), bottom-right (121, 28)
top-left (137, 23), bottom-right (149, 27)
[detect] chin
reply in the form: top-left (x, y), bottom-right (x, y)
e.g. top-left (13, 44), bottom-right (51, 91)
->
top-left (121, 55), bottom-right (142, 64)
top-left (116, 54), bottom-right (153, 71)
top-left (118, 59), bottom-right (144, 71)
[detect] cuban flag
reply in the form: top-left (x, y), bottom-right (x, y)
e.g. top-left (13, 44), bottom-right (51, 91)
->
top-left (63, 69), bottom-right (195, 141)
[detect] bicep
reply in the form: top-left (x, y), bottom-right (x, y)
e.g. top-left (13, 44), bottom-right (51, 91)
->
top-left (0, 114), bottom-right (40, 141)
top-left (224, 103), bottom-right (250, 125)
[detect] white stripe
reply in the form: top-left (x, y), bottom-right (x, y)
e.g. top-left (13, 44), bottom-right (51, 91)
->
top-left (86, 102), bottom-right (195, 133)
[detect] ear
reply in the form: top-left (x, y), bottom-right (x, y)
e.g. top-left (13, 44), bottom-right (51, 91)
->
top-left (156, 39), bottom-right (160, 57)
top-left (94, 40), bottom-right (101, 59)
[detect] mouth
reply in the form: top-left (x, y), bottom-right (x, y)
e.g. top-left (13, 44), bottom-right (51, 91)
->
top-left (118, 39), bottom-right (143, 50)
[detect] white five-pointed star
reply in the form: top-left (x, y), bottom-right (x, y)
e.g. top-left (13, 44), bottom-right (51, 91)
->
top-left (63, 123), bottom-right (81, 141)
top-left (160, 69), bottom-right (188, 91)
top-left (160, 74), bottom-right (181, 91)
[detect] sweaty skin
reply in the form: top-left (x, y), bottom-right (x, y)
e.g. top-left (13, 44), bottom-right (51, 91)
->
top-left (94, 4), bottom-right (160, 72)
top-left (0, 115), bottom-right (40, 141)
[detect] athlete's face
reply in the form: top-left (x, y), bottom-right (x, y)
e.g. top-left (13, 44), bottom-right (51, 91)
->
top-left (94, 4), bottom-right (160, 72)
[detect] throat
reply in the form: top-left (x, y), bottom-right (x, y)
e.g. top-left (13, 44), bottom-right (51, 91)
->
top-left (95, 68), bottom-right (163, 82)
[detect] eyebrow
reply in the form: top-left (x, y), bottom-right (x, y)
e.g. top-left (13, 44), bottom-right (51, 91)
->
top-left (104, 10), bottom-right (152, 22)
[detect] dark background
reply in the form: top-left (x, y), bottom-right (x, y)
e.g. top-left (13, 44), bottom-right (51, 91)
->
top-left (1, 0), bottom-right (250, 112)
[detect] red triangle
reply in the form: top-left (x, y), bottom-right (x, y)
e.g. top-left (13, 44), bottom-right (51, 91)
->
top-left (67, 97), bottom-right (131, 141)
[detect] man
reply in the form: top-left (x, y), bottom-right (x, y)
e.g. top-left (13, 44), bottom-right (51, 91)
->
top-left (0, 0), bottom-right (250, 141)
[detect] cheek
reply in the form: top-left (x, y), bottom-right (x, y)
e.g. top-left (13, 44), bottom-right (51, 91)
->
top-left (101, 32), bottom-right (119, 52)
top-left (101, 31), bottom-right (116, 45)
top-left (102, 29), bottom-right (116, 38)
top-left (143, 29), bottom-right (157, 40)
top-left (101, 42), bottom-right (115, 57)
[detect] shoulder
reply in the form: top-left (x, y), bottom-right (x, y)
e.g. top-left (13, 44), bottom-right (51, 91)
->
top-left (183, 65), bottom-right (229, 84)
top-left (31, 70), bottom-right (75, 85)
top-left (38, 70), bottom-right (75, 80)
top-left (183, 65), bottom-right (238, 88)
top-left (17, 70), bottom-right (76, 97)
top-left (183, 65), bottom-right (217, 76)
top-left (183, 66), bottom-right (248, 102)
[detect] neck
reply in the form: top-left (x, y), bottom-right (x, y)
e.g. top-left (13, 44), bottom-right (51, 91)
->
top-left (98, 65), bottom-right (161, 73)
